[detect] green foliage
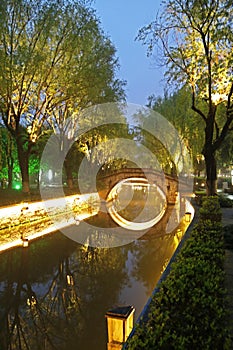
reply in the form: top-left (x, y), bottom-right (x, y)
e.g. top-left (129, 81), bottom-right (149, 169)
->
top-left (149, 87), bottom-right (205, 163)
top-left (125, 198), bottom-right (231, 349)
top-left (138, 0), bottom-right (233, 195)
top-left (195, 193), bottom-right (233, 208)
top-left (218, 195), bottom-right (233, 208)
top-left (138, 0), bottom-right (233, 98)
top-left (199, 196), bottom-right (222, 222)
top-left (217, 132), bottom-right (233, 168)
top-left (133, 106), bottom-right (191, 175)
top-left (0, 127), bottom-right (20, 186)
top-left (0, 0), bottom-right (125, 191)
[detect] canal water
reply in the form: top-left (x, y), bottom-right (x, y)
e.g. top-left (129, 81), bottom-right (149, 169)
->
top-left (0, 211), bottom-right (186, 350)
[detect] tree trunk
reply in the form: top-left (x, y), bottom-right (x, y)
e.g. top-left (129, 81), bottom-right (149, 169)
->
top-left (204, 148), bottom-right (217, 196)
top-left (7, 158), bottom-right (13, 189)
top-left (203, 106), bottom-right (218, 196)
top-left (16, 138), bottom-right (30, 194)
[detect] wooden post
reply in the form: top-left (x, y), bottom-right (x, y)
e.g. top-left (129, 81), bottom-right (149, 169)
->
top-left (105, 305), bottom-right (135, 350)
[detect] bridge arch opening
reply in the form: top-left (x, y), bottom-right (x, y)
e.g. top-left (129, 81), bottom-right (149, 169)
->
top-left (106, 177), bottom-right (167, 231)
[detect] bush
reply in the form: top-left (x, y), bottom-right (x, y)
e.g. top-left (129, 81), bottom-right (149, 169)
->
top-left (125, 198), bottom-right (231, 350)
top-left (199, 196), bottom-right (222, 222)
top-left (218, 195), bottom-right (233, 208)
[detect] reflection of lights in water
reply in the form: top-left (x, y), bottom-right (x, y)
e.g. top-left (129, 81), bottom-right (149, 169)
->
top-left (173, 228), bottom-right (183, 249)
top-left (161, 258), bottom-right (169, 274)
top-left (107, 178), bottom-right (167, 231)
top-left (185, 212), bottom-right (192, 222)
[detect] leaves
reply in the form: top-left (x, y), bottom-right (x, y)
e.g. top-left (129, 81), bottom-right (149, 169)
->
top-left (138, 0), bottom-right (233, 195)
top-left (0, 0), bottom-right (125, 189)
top-left (126, 197), bottom-right (231, 349)
top-left (138, 0), bottom-right (233, 105)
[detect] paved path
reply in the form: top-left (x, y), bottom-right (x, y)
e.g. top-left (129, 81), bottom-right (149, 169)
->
top-left (222, 208), bottom-right (233, 347)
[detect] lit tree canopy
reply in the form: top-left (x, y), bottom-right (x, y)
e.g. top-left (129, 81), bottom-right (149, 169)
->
top-left (148, 88), bottom-right (205, 171)
top-left (138, 0), bottom-right (233, 195)
top-left (0, 0), bottom-right (125, 193)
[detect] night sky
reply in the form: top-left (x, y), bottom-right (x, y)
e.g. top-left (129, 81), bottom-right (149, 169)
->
top-left (93, 0), bottom-right (165, 105)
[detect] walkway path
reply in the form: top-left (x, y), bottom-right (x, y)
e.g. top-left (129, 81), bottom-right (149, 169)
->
top-left (222, 207), bottom-right (233, 347)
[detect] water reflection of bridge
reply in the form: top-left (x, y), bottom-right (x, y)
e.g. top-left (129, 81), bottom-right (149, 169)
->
top-left (87, 197), bottom-right (189, 241)
top-left (106, 177), bottom-right (167, 231)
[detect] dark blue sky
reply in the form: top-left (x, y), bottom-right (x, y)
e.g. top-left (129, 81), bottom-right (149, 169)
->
top-left (93, 1), bottom-right (165, 105)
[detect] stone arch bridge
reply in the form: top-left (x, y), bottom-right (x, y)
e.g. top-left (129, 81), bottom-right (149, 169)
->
top-left (97, 168), bottom-right (179, 205)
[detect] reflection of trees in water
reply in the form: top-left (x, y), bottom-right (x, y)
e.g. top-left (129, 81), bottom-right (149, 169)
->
top-left (66, 245), bottom-right (129, 349)
top-left (0, 240), bottom-right (129, 350)
top-left (116, 186), bottom-right (165, 222)
top-left (0, 250), bottom-right (81, 349)
top-left (129, 229), bottom-right (183, 293)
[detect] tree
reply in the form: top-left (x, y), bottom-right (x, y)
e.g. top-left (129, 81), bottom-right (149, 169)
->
top-left (0, 126), bottom-right (19, 188)
top-left (148, 88), bottom-right (205, 175)
top-left (138, 0), bottom-right (233, 195)
top-left (0, 0), bottom-right (125, 193)
top-left (63, 120), bottom-right (131, 191)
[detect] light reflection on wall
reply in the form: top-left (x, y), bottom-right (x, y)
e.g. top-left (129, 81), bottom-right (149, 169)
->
top-left (0, 193), bottom-right (100, 252)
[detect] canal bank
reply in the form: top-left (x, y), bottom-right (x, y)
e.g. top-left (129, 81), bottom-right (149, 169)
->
top-left (120, 202), bottom-right (196, 350)
top-left (0, 191), bottom-right (99, 253)
top-left (123, 202), bottom-right (233, 349)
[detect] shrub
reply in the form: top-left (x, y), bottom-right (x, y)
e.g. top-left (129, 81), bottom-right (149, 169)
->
top-left (125, 198), bottom-right (231, 349)
top-left (199, 196), bottom-right (222, 222)
top-left (218, 195), bottom-right (233, 208)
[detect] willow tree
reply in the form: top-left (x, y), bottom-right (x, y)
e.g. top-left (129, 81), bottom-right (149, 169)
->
top-left (148, 88), bottom-right (206, 175)
top-left (0, 0), bottom-right (125, 193)
top-left (138, 0), bottom-right (233, 195)
top-left (47, 25), bottom-right (126, 189)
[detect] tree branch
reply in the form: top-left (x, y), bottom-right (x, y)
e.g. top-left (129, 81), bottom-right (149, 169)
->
top-left (227, 82), bottom-right (233, 111)
top-left (191, 87), bottom-right (207, 121)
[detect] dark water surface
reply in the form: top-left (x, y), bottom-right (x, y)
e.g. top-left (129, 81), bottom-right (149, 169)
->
top-left (0, 215), bottom-right (184, 350)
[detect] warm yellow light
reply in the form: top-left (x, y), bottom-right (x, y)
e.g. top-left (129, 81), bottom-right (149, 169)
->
top-left (185, 212), bottom-right (192, 222)
top-left (212, 92), bottom-right (227, 105)
top-left (0, 193), bottom-right (99, 253)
